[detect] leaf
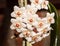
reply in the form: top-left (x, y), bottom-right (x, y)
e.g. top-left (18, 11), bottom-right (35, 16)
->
top-left (57, 15), bottom-right (60, 46)
top-left (49, 3), bottom-right (58, 46)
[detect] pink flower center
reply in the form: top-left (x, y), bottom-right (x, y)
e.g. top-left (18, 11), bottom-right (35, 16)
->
top-left (48, 18), bottom-right (52, 23)
top-left (16, 24), bottom-right (20, 27)
top-left (32, 35), bottom-right (37, 41)
top-left (29, 19), bottom-right (33, 22)
top-left (16, 11), bottom-right (21, 16)
top-left (35, 0), bottom-right (39, 4)
top-left (38, 22), bottom-right (43, 27)
top-left (24, 31), bottom-right (30, 37)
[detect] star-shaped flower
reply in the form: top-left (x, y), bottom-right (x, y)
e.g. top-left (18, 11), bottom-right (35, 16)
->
top-left (30, 0), bottom-right (49, 10)
top-left (10, 19), bottom-right (26, 32)
top-left (30, 34), bottom-right (43, 44)
top-left (19, 29), bottom-right (31, 37)
top-left (46, 12), bottom-right (55, 24)
top-left (41, 0), bottom-right (49, 9)
top-left (26, 5), bottom-right (37, 15)
top-left (30, 0), bottom-right (42, 10)
top-left (11, 6), bottom-right (26, 18)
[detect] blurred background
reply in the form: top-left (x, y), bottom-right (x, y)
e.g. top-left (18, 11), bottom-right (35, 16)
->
top-left (0, 0), bottom-right (60, 46)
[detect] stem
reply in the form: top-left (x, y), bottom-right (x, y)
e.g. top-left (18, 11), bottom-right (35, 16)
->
top-left (48, 4), bottom-right (51, 13)
top-left (23, 38), bottom-right (27, 46)
top-left (18, 0), bottom-right (27, 7)
top-left (21, 0), bottom-right (24, 7)
top-left (18, 0), bottom-right (24, 7)
top-left (23, 40), bottom-right (25, 46)
top-left (25, 0), bottom-right (27, 6)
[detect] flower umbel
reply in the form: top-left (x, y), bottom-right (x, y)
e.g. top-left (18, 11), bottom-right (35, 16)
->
top-left (10, 0), bottom-right (55, 44)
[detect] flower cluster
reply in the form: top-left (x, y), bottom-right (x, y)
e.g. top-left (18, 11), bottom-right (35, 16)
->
top-left (10, 0), bottom-right (55, 44)
top-left (30, 0), bottom-right (49, 10)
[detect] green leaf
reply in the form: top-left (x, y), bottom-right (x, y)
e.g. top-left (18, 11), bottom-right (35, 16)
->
top-left (57, 14), bottom-right (60, 46)
top-left (48, 4), bottom-right (52, 13)
top-left (48, 3), bottom-right (58, 46)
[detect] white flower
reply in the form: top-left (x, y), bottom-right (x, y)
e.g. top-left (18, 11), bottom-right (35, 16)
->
top-left (27, 17), bottom-right (36, 25)
top-left (31, 35), bottom-right (43, 44)
top-left (11, 10), bottom-right (23, 18)
top-left (16, 27), bottom-right (27, 33)
top-left (26, 5), bottom-right (37, 15)
top-left (41, 26), bottom-right (51, 34)
top-left (30, 0), bottom-right (49, 10)
top-left (16, 17), bottom-right (23, 22)
top-left (26, 24), bottom-right (34, 30)
top-left (11, 6), bottom-right (26, 18)
top-left (11, 7), bottom-right (22, 18)
top-left (36, 36), bottom-right (43, 42)
top-left (30, 0), bottom-right (42, 10)
top-left (38, 21), bottom-right (44, 28)
top-left (27, 17), bottom-right (35, 24)
top-left (33, 14), bottom-right (41, 21)
top-left (41, 0), bottom-right (49, 9)
top-left (26, 37), bottom-right (32, 42)
top-left (47, 12), bottom-right (55, 17)
top-left (37, 24), bottom-right (50, 32)
top-left (29, 14), bottom-right (41, 26)
top-left (46, 12), bottom-right (55, 24)
top-left (19, 33), bottom-right (24, 37)
top-left (31, 31), bottom-right (36, 36)
top-left (32, 35), bottom-right (39, 41)
top-left (10, 19), bottom-right (20, 30)
top-left (32, 21), bottom-right (38, 26)
top-left (40, 26), bottom-right (51, 38)
top-left (35, 19), bottom-right (46, 28)
top-left (10, 24), bottom-right (15, 30)
top-left (10, 19), bottom-right (26, 32)
top-left (43, 32), bottom-right (50, 38)
top-left (24, 14), bottom-right (38, 25)
top-left (14, 6), bottom-right (26, 13)
top-left (14, 6), bottom-right (20, 11)
top-left (31, 41), bottom-right (35, 44)
top-left (19, 29), bottom-right (31, 38)
top-left (35, 18), bottom-right (51, 32)
top-left (30, 32), bottom-right (43, 44)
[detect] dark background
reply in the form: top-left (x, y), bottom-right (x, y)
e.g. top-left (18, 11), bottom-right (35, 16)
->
top-left (0, 0), bottom-right (60, 46)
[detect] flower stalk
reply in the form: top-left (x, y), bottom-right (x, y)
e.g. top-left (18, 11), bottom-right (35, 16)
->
top-left (25, 0), bottom-right (27, 6)
top-left (18, 0), bottom-right (27, 7)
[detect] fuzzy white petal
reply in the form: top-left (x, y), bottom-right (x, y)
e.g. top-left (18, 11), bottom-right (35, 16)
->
top-left (27, 24), bottom-right (33, 30)
top-left (19, 33), bottom-right (24, 38)
top-left (10, 25), bottom-right (15, 30)
top-left (10, 18), bottom-right (16, 23)
top-left (14, 6), bottom-right (20, 11)
top-left (16, 29), bottom-right (21, 32)
top-left (31, 31), bottom-right (36, 36)
top-left (26, 37), bottom-right (32, 42)
top-left (43, 33), bottom-right (50, 38)
top-left (11, 12), bottom-right (16, 17)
